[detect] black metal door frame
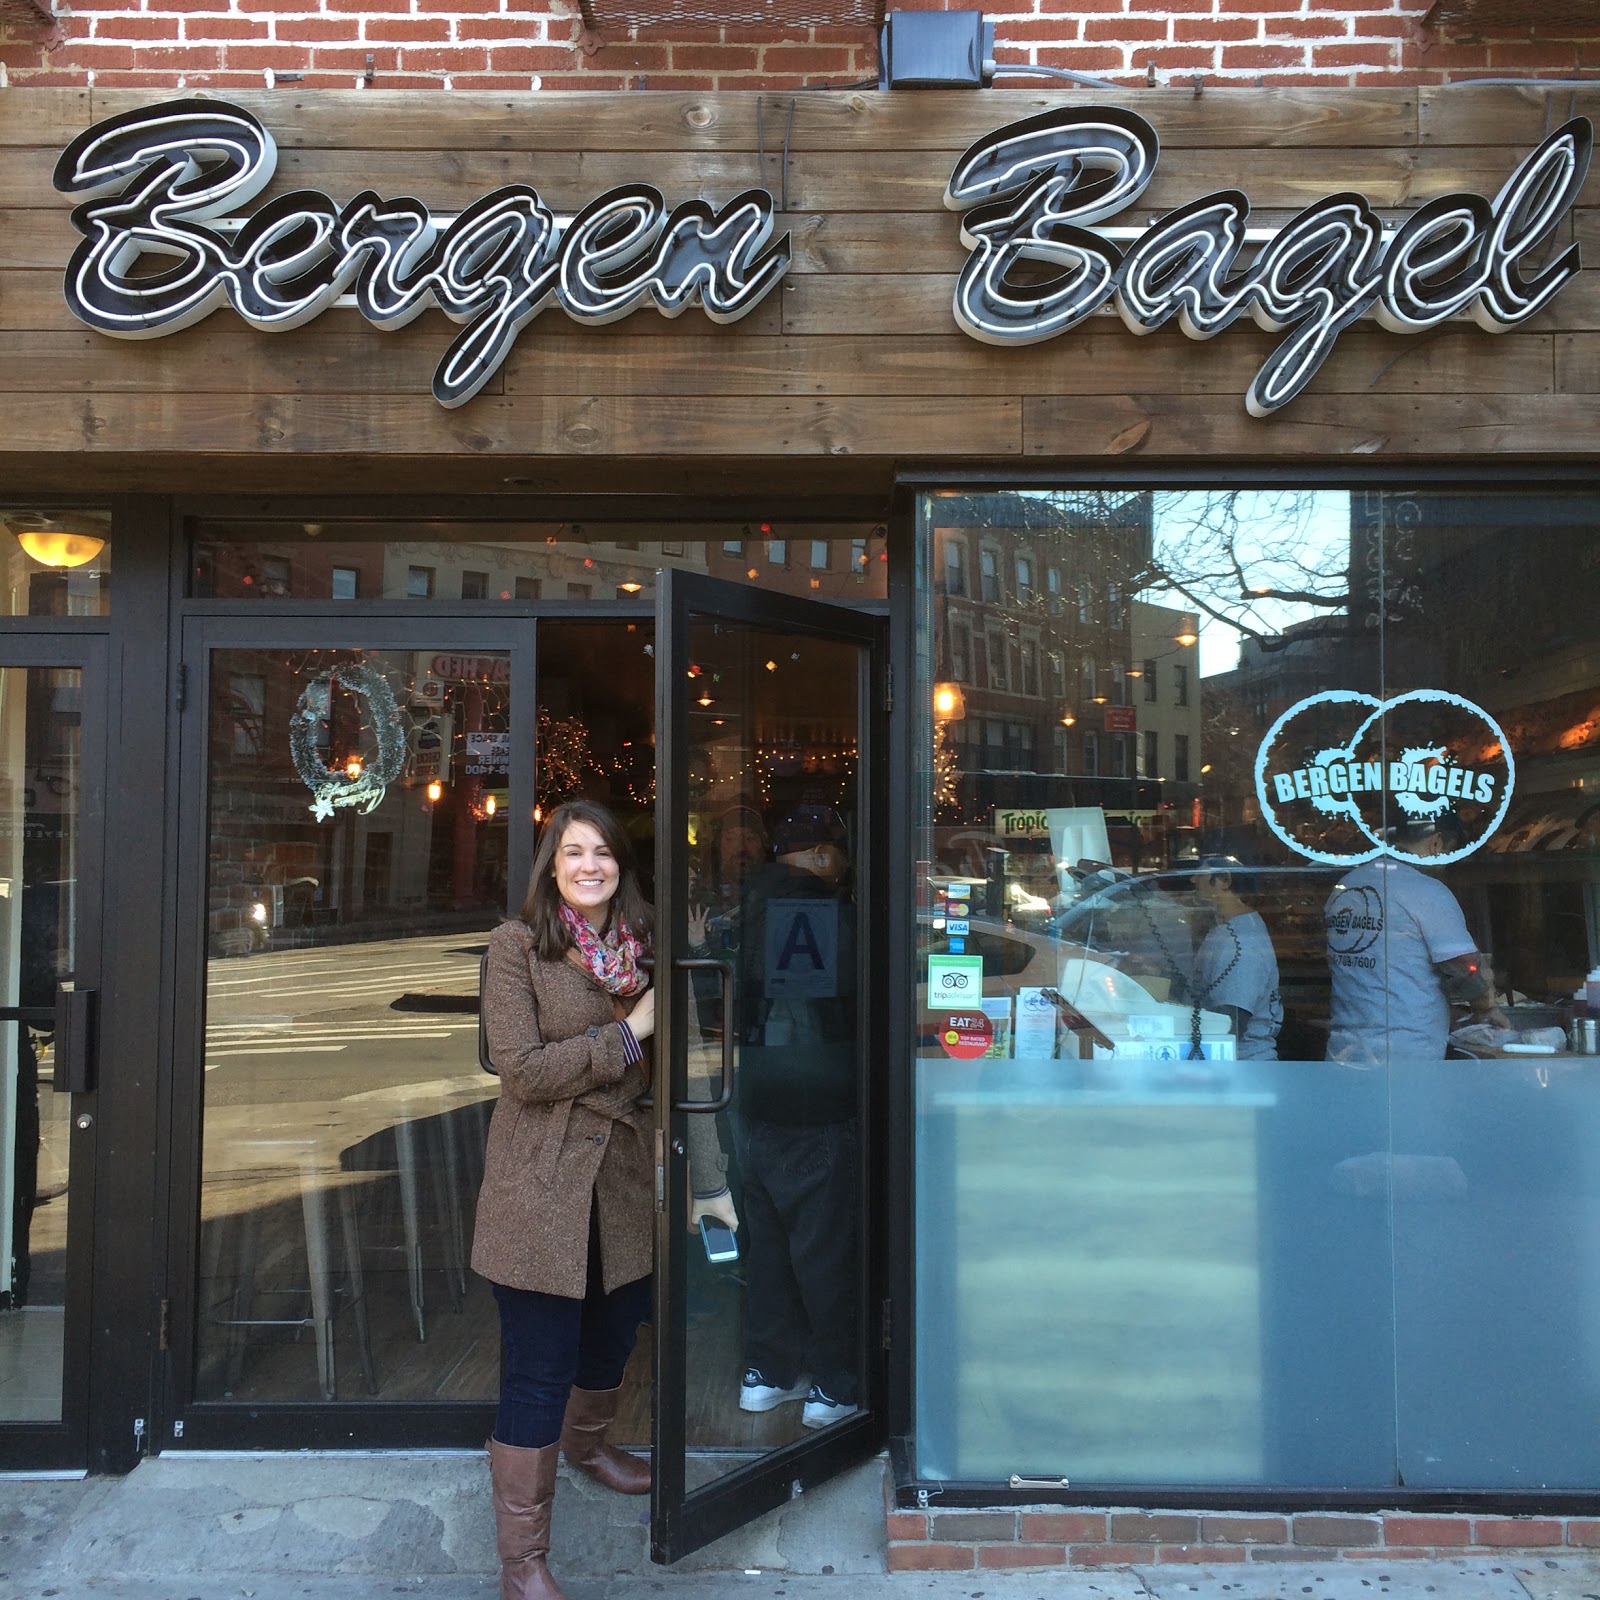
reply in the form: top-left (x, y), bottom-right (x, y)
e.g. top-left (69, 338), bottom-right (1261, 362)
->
top-left (0, 633), bottom-right (108, 1473)
top-left (651, 570), bottom-right (888, 1562)
top-left (161, 613), bottom-right (540, 1452)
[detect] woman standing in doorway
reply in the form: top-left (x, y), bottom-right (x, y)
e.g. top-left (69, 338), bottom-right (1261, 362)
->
top-left (474, 799), bottom-right (655, 1600)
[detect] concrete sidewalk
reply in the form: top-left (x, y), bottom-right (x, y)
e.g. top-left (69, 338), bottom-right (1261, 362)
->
top-left (3, 1454), bottom-right (1596, 1600)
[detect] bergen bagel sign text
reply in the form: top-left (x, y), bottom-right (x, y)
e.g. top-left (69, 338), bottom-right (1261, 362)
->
top-left (52, 99), bottom-right (1592, 415)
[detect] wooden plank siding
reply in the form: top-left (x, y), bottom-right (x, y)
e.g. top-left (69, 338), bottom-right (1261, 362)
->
top-left (0, 85), bottom-right (1590, 475)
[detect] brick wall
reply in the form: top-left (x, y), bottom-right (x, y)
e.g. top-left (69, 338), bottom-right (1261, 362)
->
top-left (2, 0), bottom-right (1597, 92)
top-left (884, 1505), bottom-right (1600, 1571)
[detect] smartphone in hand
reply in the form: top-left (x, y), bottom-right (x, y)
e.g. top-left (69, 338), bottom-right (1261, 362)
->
top-left (699, 1216), bottom-right (739, 1263)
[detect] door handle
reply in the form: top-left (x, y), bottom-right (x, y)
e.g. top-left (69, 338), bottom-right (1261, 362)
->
top-left (52, 982), bottom-right (96, 1095)
top-left (640, 955), bottom-right (736, 1113)
top-left (675, 956), bottom-right (736, 1113)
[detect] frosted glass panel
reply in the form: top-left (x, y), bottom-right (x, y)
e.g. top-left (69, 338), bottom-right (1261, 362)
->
top-left (914, 1057), bottom-right (1393, 1485)
top-left (1392, 1058), bottom-right (1600, 1489)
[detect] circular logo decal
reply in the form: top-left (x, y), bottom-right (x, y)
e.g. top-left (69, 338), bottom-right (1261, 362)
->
top-left (1253, 688), bottom-right (1515, 866)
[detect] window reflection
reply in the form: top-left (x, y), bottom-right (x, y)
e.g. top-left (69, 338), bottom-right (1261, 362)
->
top-left (197, 647), bottom-right (508, 1403)
top-left (190, 523), bottom-right (888, 605)
top-left (0, 510), bottom-right (110, 617)
top-left (915, 486), bottom-right (1600, 1491)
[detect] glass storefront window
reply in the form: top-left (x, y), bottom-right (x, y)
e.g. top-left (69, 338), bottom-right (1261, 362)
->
top-left (913, 486), bottom-right (1600, 1490)
top-left (189, 523), bottom-right (887, 606)
top-left (0, 511), bottom-right (110, 618)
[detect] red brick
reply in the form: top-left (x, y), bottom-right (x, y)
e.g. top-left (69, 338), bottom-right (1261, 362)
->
top-left (311, 47), bottom-right (400, 71)
top-left (761, 45), bottom-right (853, 70)
top-left (886, 1543), bottom-right (976, 1572)
top-left (1069, 1544), bottom-right (1148, 1567)
top-left (1140, 46), bottom-right (1223, 71)
top-left (1110, 1513), bottom-right (1201, 1544)
top-left (290, 19), bottom-right (362, 42)
top-left (1219, 43), bottom-right (1308, 68)
top-left (1475, 1518), bottom-right (1562, 1547)
top-left (486, 46), bottom-right (571, 71)
top-left (131, 44), bottom-right (223, 69)
top-left (365, 20), bottom-right (453, 43)
top-left (1006, 18), bottom-right (1085, 40)
top-left (1175, 17), bottom-right (1258, 41)
top-left (670, 44), bottom-right (760, 69)
top-left (1158, 1545), bottom-right (1248, 1563)
top-left (1384, 1515), bottom-right (1471, 1547)
top-left (725, 24), bottom-right (813, 42)
top-left (184, 19), bottom-right (270, 41)
top-left (929, 1512), bottom-right (1015, 1541)
top-left (399, 46), bottom-right (488, 71)
top-left (579, 40), bottom-right (669, 66)
top-left (1021, 1512), bottom-right (1108, 1543)
top-left (979, 1544), bottom-right (1067, 1568)
top-left (51, 43), bottom-right (137, 68)
top-left (1201, 1515), bottom-right (1289, 1545)
top-left (1313, 44), bottom-right (1400, 66)
top-left (93, 18), bottom-right (182, 41)
top-left (1355, 16), bottom-right (1414, 34)
top-left (884, 1511), bottom-right (927, 1540)
top-left (223, 45), bottom-right (316, 69)
top-left (1274, 17), bottom-right (1355, 38)
top-left (1084, 16), bottom-right (1169, 40)
top-left (1568, 1520), bottom-right (1600, 1547)
top-left (1293, 1515), bottom-right (1382, 1547)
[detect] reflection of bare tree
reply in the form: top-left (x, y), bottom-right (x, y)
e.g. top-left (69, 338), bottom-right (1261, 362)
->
top-left (1141, 491), bottom-right (1351, 654)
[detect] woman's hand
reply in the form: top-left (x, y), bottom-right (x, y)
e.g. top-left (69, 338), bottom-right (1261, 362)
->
top-left (688, 901), bottom-right (710, 949)
top-left (626, 986), bottom-right (655, 1041)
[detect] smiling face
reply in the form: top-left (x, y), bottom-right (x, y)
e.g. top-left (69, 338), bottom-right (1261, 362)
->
top-left (553, 819), bottom-right (621, 929)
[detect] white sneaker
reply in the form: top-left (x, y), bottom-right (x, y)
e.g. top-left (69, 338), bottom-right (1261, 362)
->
top-left (739, 1367), bottom-right (811, 1413)
top-left (801, 1384), bottom-right (860, 1430)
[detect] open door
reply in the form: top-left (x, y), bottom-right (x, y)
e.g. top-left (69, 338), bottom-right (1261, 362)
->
top-left (652, 571), bottom-right (883, 1561)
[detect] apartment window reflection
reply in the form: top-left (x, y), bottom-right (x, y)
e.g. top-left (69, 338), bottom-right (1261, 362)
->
top-left (331, 568), bottom-right (359, 601)
top-left (1174, 662), bottom-right (1190, 706)
top-left (406, 566), bottom-right (434, 599)
top-left (944, 538), bottom-right (967, 596)
top-left (1144, 659), bottom-right (1158, 702)
top-left (980, 548), bottom-right (1001, 603)
top-left (1173, 732), bottom-right (1190, 783)
top-left (460, 570), bottom-right (488, 600)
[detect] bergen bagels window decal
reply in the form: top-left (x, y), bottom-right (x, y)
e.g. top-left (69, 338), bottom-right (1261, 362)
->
top-left (944, 106), bottom-right (1593, 417)
top-left (50, 99), bottom-right (792, 410)
top-left (1253, 688), bottom-right (1516, 868)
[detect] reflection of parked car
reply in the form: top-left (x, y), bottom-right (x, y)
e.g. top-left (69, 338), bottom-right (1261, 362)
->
top-left (1049, 865), bottom-right (1340, 1056)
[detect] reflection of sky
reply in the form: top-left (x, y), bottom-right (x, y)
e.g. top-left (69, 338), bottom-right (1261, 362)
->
top-left (1143, 491), bottom-right (1352, 678)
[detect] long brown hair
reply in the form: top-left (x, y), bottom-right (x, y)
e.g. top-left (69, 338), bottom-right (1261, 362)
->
top-left (520, 799), bottom-right (654, 961)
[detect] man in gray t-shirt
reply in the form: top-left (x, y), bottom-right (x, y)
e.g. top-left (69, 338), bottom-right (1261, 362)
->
top-left (1190, 861), bottom-right (1282, 1060)
top-left (1324, 824), bottom-right (1504, 1064)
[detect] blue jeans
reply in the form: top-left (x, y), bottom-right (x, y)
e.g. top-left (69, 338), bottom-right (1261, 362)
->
top-left (491, 1204), bottom-right (651, 1448)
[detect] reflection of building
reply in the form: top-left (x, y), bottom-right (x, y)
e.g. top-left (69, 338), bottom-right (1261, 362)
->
top-left (925, 492), bottom-right (1200, 868)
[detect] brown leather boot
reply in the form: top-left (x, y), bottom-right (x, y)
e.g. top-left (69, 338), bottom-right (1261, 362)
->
top-left (488, 1438), bottom-right (567, 1600)
top-left (559, 1384), bottom-right (652, 1494)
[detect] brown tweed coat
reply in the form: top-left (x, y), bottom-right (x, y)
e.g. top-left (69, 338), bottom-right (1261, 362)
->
top-left (470, 918), bottom-right (654, 1298)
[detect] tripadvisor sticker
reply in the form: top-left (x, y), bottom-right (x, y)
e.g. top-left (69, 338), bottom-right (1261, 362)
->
top-left (1253, 688), bottom-right (1515, 867)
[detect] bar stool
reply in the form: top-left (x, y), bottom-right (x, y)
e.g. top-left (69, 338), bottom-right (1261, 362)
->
top-left (203, 1136), bottom-right (377, 1400)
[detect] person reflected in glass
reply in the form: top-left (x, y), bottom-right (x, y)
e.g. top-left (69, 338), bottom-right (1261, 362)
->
top-left (728, 804), bottom-right (861, 1432)
top-left (1188, 856), bottom-right (1282, 1061)
top-left (1324, 817), bottom-right (1506, 1065)
top-left (472, 800), bottom-right (655, 1600)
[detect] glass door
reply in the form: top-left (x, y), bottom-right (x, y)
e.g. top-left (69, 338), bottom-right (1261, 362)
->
top-left (0, 637), bottom-right (105, 1470)
top-left (652, 572), bottom-right (883, 1561)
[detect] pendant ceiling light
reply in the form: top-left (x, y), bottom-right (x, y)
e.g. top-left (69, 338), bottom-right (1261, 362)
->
top-left (4, 511), bottom-right (110, 570)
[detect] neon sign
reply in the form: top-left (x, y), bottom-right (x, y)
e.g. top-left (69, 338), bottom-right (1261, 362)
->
top-left (945, 107), bottom-right (1592, 416)
top-left (52, 99), bottom-right (792, 409)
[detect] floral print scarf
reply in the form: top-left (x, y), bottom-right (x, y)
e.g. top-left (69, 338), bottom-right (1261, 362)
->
top-left (558, 900), bottom-right (649, 996)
